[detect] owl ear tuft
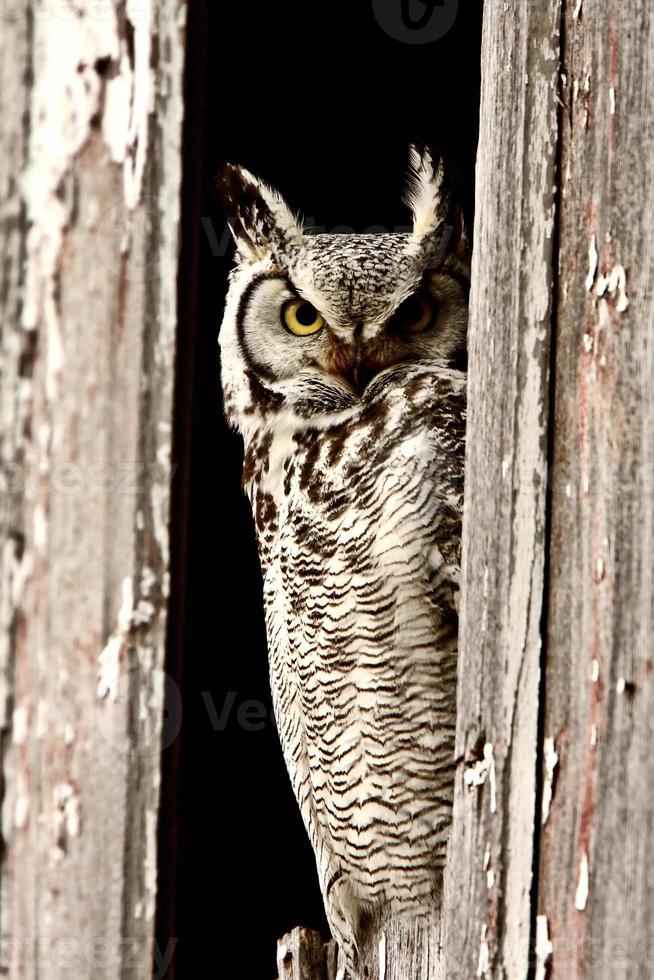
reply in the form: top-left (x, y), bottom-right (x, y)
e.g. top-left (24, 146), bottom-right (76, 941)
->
top-left (404, 144), bottom-right (464, 260)
top-left (217, 163), bottom-right (305, 264)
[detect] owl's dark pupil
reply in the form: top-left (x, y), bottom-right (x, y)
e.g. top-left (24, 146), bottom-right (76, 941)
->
top-left (402, 297), bottom-right (423, 323)
top-left (295, 303), bottom-right (317, 326)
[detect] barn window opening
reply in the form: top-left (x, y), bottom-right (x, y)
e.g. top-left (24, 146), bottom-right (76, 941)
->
top-left (157, 2), bottom-right (484, 976)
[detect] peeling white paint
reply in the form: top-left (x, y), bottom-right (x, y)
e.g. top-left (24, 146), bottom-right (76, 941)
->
top-left (97, 575), bottom-right (134, 701)
top-left (15, 772), bottom-right (30, 831)
top-left (575, 852), bottom-right (589, 910)
top-left (103, 60), bottom-right (132, 163)
top-left (144, 806), bottom-right (158, 920)
top-left (151, 482), bottom-right (170, 569)
top-left (487, 743), bottom-right (497, 815)
top-left (101, 0), bottom-right (153, 209)
top-left (36, 698), bottom-right (48, 739)
top-left (583, 332), bottom-right (593, 353)
top-left (609, 87), bottom-right (616, 115)
top-left (15, 796), bottom-right (30, 830)
top-left (33, 503), bottom-right (48, 552)
top-left (573, 0), bottom-right (583, 19)
top-left (37, 421), bottom-right (51, 472)
top-left (124, 1), bottom-right (154, 209)
top-left (483, 842), bottom-right (491, 871)
top-left (608, 264), bottom-right (629, 312)
top-left (590, 724), bottom-right (598, 747)
top-left (378, 931), bottom-right (387, 980)
top-left (141, 565), bottom-right (156, 596)
top-left (591, 658), bottom-right (600, 682)
top-left (616, 677), bottom-right (627, 694)
top-left (596, 272), bottom-right (609, 297)
top-left (586, 234), bottom-right (599, 292)
top-left (589, 257), bottom-right (629, 314)
top-left (12, 706), bottom-right (29, 746)
top-left (487, 868), bottom-right (495, 890)
top-left (477, 924), bottom-right (490, 978)
top-left (535, 915), bottom-right (554, 980)
top-left (52, 780), bottom-right (81, 861)
top-left (133, 598), bottom-right (156, 626)
top-left (464, 743), bottom-right (497, 814)
top-left (542, 736), bottom-right (559, 825)
top-left (21, 3), bottom-right (121, 400)
top-left (19, 0), bottom-right (157, 409)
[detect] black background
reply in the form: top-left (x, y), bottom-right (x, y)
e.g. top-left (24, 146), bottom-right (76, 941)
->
top-left (157, 2), bottom-right (483, 977)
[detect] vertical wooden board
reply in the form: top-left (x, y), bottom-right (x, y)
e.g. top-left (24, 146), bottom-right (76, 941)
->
top-left (0, 0), bottom-right (31, 950)
top-left (540, 2), bottom-right (654, 977)
top-left (0, 2), bottom-right (186, 978)
top-left (443, 2), bottom-right (561, 977)
top-left (276, 927), bottom-right (329, 979)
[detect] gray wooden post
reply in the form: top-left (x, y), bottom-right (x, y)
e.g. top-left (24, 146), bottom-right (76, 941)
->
top-left (539, 1), bottom-right (654, 977)
top-left (443, 1), bottom-right (654, 979)
top-left (443, 1), bottom-right (561, 976)
top-left (0, 2), bottom-right (186, 977)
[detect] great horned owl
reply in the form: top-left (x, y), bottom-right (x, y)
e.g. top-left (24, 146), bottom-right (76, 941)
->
top-left (218, 147), bottom-right (469, 977)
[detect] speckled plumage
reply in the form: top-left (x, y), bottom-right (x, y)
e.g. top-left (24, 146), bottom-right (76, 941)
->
top-left (218, 147), bottom-right (469, 977)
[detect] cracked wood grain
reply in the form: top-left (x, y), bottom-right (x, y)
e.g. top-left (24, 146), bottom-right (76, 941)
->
top-left (539, 1), bottom-right (654, 977)
top-left (443, 1), bottom-right (561, 977)
top-left (0, 2), bottom-right (186, 978)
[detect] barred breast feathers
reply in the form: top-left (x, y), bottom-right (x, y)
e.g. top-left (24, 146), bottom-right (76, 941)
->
top-left (242, 364), bottom-right (465, 955)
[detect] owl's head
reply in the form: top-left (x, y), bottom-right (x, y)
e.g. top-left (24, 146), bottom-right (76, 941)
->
top-left (218, 146), bottom-right (469, 433)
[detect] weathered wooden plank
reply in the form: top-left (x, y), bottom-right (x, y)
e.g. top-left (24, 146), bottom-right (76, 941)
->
top-left (351, 913), bottom-right (445, 980)
top-left (443, 1), bottom-right (561, 977)
top-left (277, 916), bottom-right (445, 980)
top-left (0, 2), bottom-right (186, 977)
top-left (539, 1), bottom-right (654, 977)
top-left (276, 927), bottom-right (330, 980)
top-left (0, 0), bottom-right (31, 955)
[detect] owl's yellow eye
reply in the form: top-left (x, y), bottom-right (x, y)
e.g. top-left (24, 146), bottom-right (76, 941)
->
top-left (282, 299), bottom-right (325, 336)
top-left (393, 294), bottom-right (435, 333)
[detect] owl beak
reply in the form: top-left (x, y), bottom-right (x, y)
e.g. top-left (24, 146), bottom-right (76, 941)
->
top-left (348, 324), bottom-right (373, 394)
top-left (352, 342), bottom-right (368, 394)
top-left (327, 325), bottom-right (377, 394)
